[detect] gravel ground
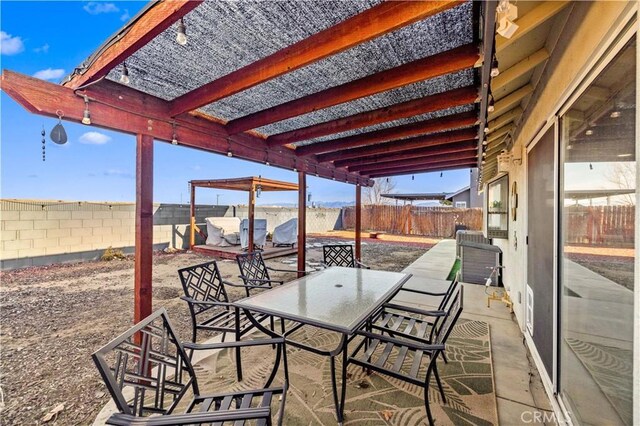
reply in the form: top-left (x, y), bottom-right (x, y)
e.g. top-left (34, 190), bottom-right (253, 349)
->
top-left (0, 237), bottom-right (432, 425)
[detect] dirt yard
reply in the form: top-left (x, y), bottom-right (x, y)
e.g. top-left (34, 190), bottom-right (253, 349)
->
top-left (0, 236), bottom-right (434, 425)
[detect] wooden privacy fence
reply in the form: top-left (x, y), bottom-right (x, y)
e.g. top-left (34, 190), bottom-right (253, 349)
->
top-left (565, 205), bottom-right (635, 246)
top-left (342, 205), bottom-right (483, 238)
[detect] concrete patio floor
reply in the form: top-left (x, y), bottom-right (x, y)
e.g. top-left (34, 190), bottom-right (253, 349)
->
top-left (393, 239), bottom-right (555, 424)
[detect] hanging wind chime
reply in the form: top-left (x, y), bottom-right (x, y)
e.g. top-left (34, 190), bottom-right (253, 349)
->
top-left (41, 126), bottom-right (46, 161)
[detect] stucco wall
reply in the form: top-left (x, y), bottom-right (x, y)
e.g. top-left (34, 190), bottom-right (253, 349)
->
top-left (489, 1), bottom-right (633, 328)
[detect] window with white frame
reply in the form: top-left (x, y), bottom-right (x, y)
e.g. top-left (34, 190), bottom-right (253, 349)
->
top-left (455, 201), bottom-right (467, 208)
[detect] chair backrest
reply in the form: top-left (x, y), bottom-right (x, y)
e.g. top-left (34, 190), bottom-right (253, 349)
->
top-left (437, 273), bottom-right (460, 311)
top-left (434, 286), bottom-right (464, 346)
top-left (236, 251), bottom-right (270, 283)
top-left (92, 309), bottom-right (198, 417)
top-left (178, 261), bottom-right (229, 313)
top-left (323, 244), bottom-right (356, 268)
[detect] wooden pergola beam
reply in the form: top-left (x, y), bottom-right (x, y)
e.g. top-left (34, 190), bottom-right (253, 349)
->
top-left (495, 1), bottom-right (569, 53)
top-left (64, 1), bottom-right (202, 89)
top-left (1, 70), bottom-right (372, 187)
top-left (354, 151), bottom-right (477, 175)
top-left (367, 161), bottom-right (476, 178)
top-left (293, 109), bottom-right (477, 155)
top-left (337, 140), bottom-right (477, 169)
top-left (316, 127), bottom-right (477, 163)
top-left (134, 134), bottom-right (154, 324)
top-left (227, 44), bottom-right (479, 134)
top-left (168, 0), bottom-right (463, 116)
top-left (266, 86), bottom-right (479, 146)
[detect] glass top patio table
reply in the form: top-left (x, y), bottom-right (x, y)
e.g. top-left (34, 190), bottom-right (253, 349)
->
top-left (235, 266), bottom-right (412, 334)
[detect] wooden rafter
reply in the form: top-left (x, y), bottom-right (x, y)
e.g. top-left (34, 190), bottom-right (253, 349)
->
top-left (1, 70), bottom-right (371, 186)
top-left (366, 161), bottom-right (476, 178)
top-left (168, 0), bottom-right (463, 116)
top-left (316, 127), bottom-right (477, 163)
top-left (336, 140), bottom-right (477, 169)
top-left (488, 107), bottom-right (522, 131)
top-left (489, 84), bottom-right (533, 119)
top-left (492, 49), bottom-right (549, 93)
top-left (293, 109), bottom-right (477, 155)
top-left (495, 1), bottom-right (570, 53)
top-left (351, 151), bottom-right (477, 174)
top-left (268, 86), bottom-right (478, 146)
top-left (64, 1), bottom-right (202, 89)
top-left (227, 44), bottom-right (479, 134)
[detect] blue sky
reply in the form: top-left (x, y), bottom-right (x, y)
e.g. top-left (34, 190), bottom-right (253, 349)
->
top-left (1, 1), bottom-right (472, 206)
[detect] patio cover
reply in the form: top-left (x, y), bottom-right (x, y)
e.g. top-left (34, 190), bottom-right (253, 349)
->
top-left (1, 0), bottom-right (499, 323)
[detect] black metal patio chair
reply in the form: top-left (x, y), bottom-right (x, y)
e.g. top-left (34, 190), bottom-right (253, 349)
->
top-left (178, 260), bottom-right (274, 380)
top-left (350, 287), bottom-right (464, 426)
top-left (236, 251), bottom-right (307, 298)
top-left (374, 274), bottom-right (460, 348)
top-left (322, 244), bottom-right (370, 269)
top-left (92, 308), bottom-right (288, 425)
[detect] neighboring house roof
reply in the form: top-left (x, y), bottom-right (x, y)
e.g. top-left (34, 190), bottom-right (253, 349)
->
top-left (564, 189), bottom-right (635, 200)
top-left (381, 193), bottom-right (448, 201)
top-left (445, 186), bottom-right (470, 200)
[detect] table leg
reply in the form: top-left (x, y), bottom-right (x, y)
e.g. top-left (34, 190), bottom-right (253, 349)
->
top-left (329, 335), bottom-right (348, 425)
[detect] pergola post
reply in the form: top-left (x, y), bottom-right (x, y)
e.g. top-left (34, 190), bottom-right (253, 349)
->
top-left (135, 134), bottom-right (153, 324)
top-left (297, 172), bottom-right (306, 277)
top-left (248, 184), bottom-right (255, 252)
top-left (189, 183), bottom-right (195, 249)
top-left (355, 184), bottom-right (362, 262)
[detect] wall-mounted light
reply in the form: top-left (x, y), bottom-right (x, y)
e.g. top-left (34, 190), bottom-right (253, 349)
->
top-left (176, 18), bottom-right (187, 45)
top-left (120, 62), bottom-right (130, 85)
top-left (82, 95), bottom-right (91, 125)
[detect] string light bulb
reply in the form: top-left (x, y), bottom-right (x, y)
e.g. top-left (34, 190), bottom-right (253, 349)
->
top-left (171, 123), bottom-right (178, 145)
top-left (490, 57), bottom-right (500, 77)
top-left (487, 92), bottom-right (495, 112)
top-left (81, 95), bottom-right (91, 125)
top-left (176, 18), bottom-right (187, 45)
top-left (119, 62), bottom-right (130, 85)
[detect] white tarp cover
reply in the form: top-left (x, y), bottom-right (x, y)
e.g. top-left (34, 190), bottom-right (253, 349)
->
top-left (205, 217), bottom-right (241, 247)
top-left (273, 218), bottom-right (297, 246)
top-left (240, 219), bottom-right (267, 249)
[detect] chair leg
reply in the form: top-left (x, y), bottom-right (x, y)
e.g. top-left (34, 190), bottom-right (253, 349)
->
top-left (441, 351), bottom-right (449, 364)
top-left (433, 360), bottom-right (446, 403)
top-left (270, 316), bottom-right (275, 349)
top-left (424, 367), bottom-right (435, 426)
top-left (234, 308), bottom-right (243, 382)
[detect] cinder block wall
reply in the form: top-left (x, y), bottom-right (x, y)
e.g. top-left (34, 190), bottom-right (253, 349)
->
top-left (0, 199), bottom-right (341, 269)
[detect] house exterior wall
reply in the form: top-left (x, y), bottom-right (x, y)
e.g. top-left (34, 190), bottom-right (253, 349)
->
top-left (490, 0), bottom-right (633, 331)
top-left (450, 191), bottom-right (471, 208)
top-left (484, 1), bottom-right (637, 422)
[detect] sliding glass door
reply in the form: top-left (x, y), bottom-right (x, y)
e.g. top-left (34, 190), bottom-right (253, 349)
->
top-left (559, 36), bottom-right (636, 425)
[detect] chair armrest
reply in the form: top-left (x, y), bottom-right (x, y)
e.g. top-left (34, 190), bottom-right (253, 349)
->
top-left (180, 296), bottom-right (233, 307)
top-left (236, 275), bottom-right (281, 285)
top-left (183, 337), bottom-right (285, 351)
top-left (106, 408), bottom-right (271, 425)
top-left (355, 260), bottom-right (370, 269)
top-left (398, 288), bottom-right (448, 296)
top-left (382, 303), bottom-right (446, 318)
top-left (226, 279), bottom-right (276, 289)
top-left (356, 329), bottom-right (445, 353)
top-left (266, 266), bottom-right (309, 275)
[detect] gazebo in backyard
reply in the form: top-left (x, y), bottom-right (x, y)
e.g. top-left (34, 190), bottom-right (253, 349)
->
top-left (188, 176), bottom-right (300, 259)
top-left (0, 0), bottom-right (497, 324)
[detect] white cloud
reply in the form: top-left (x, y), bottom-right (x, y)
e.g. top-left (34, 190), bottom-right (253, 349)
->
top-left (79, 131), bottom-right (111, 145)
top-left (33, 68), bottom-right (66, 81)
top-left (1, 31), bottom-right (25, 55)
top-left (120, 9), bottom-right (131, 21)
top-left (34, 43), bottom-right (50, 53)
top-left (83, 2), bottom-right (119, 15)
top-left (104, 169), bottom-right (134, 179)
